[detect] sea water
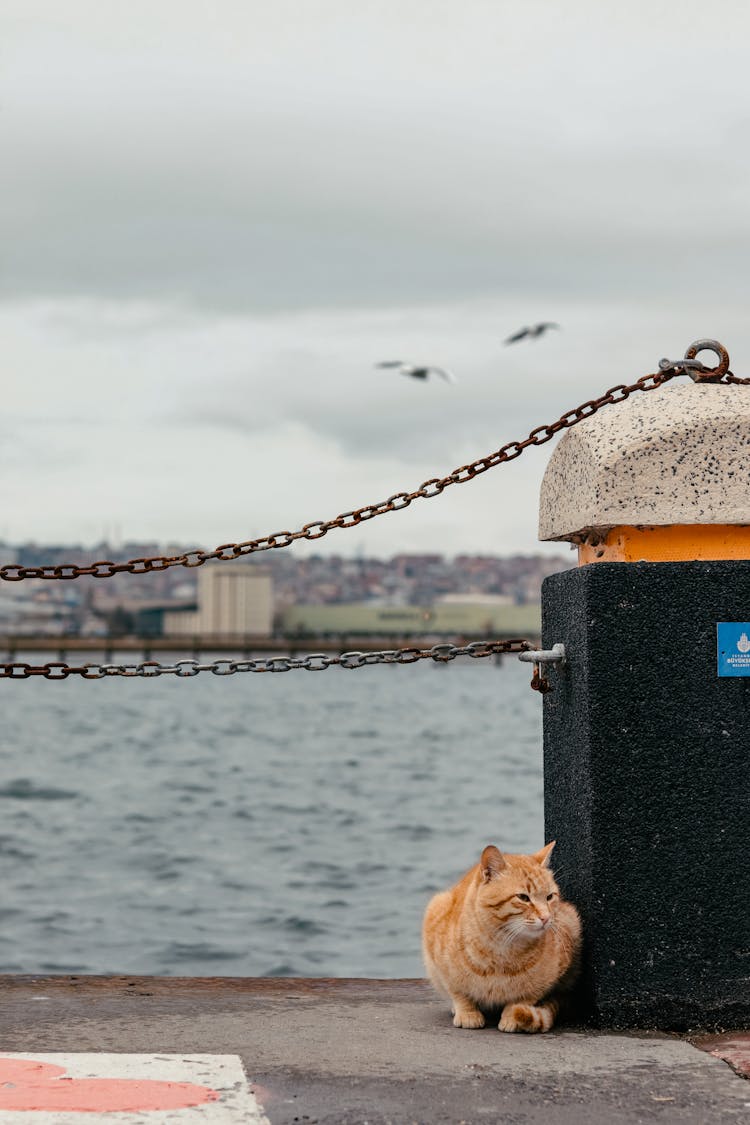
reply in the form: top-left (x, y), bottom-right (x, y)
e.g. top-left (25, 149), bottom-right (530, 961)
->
top-left (0, 657), bottom-right (542, 977)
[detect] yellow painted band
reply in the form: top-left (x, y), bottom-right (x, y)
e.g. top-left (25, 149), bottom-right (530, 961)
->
top-left (577, 525), bottom-right (750, 565)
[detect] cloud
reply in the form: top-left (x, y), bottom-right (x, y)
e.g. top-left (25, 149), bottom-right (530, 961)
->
top-left (2, 2), bottom-right (750, 552)
top-left (2, 2), bottom-right (750, 309)
top-left (3, 293), bottom-right (750, 554)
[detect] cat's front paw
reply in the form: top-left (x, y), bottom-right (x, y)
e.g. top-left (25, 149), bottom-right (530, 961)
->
top-left (498, 1003), bottom-right (554, 1033)
top-left (452, 1006), bottom-right (485, 1029)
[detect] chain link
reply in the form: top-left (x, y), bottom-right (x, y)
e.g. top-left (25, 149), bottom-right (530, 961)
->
top-left (0, 366), bottom-right (692, 583)
top-left (0, 639), bottom-right (532, 680)
top-left (2, 348), bottom-right (739, 690)
top-left (4, 356), bottom-right (745, 586)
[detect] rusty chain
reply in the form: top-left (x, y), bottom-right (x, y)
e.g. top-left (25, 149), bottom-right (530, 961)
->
top-left (0, 638), bottom-right (533, 680)
top-left (2, 342), bottom-right (746, 585)
top-left (0, 367), bottom-right (682, 583)
top-left (1, 342), bottom-right (739, 689)
top-left (658, 338), bottom-right (750, 385)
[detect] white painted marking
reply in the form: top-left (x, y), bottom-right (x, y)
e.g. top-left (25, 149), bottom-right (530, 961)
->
top-left (0, 1053), bottom-right (270, 1123)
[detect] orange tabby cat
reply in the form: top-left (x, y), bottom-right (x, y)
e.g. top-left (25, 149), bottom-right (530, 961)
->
top-left (422, 842), bottom-right (581, 1032)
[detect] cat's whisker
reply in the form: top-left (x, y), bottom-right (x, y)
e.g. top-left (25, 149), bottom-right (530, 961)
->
top-left (499, 917), bottom-right (537, 949)
top-left (495, 922), bottom-right (520, 952)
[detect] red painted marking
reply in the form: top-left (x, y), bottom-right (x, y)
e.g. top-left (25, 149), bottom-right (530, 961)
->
top-left (250, 1082), bottom-right (272, 1105)
top-left (709, 1036), bottom-right (750, 1079)
top-left (0, 1058), bottom-right (219, 1112)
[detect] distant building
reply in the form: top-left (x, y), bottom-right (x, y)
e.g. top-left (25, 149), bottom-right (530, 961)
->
top-left (390, 554), bottom-right (445, 578)
top-left (164, 563), bottom-right (273, 637)
top-left (279, 601), bottom-right (541, 638)
top-left (436, 593), bottom-right (513, 606)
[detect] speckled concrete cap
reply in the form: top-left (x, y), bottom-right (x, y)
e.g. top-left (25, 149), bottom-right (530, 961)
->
top-left (539, 382), bottom-right (750, 541)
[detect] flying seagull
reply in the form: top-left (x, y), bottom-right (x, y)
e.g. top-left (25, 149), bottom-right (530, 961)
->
top-left (504, 323), bottom-right (560, 344)
top-left (376, 360), bottom-right (456, 383)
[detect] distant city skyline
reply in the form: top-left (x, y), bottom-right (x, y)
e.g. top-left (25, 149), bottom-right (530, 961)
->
top-left (0, 536), bottom-right (572, 566)
top-left (0, 540), bottom-right (567, 637)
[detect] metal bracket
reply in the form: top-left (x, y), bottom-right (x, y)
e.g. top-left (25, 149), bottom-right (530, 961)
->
top-left (658, 338), bottom-right (730, 383)
top-left (517, 643), bottom-right (566, 666)
top-left (518, 643), bottom-right (566, 694)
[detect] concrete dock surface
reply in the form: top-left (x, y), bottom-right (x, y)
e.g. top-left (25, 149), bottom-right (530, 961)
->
top-left (0, 977), bottom-right (748, 1124)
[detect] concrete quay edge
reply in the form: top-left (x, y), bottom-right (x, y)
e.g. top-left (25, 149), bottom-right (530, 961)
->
top-left (0, 976), bottom-right (748, 1124)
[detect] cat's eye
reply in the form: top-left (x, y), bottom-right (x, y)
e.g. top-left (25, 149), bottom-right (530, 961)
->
top-left (547, 893), bottom-right (556, 901)
top-left (516, 893), bottom-right (530, 902)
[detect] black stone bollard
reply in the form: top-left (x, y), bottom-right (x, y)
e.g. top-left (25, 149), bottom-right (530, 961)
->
top-left (542, 560), bottom-right (750, 1031)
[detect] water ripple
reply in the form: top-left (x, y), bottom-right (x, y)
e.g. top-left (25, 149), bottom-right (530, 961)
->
top-left (0, 660), bottom-right (543, 977)
top-left (0, 778), bottom-right (79, 800)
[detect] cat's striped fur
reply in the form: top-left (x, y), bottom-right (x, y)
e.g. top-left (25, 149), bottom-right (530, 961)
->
top-left (422, 842), bottom-right (581, 1033)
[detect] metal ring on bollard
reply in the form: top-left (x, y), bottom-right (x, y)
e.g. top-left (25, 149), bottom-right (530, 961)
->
top-left (658, 357), bottom-right (707, 373)
top-left (683, 339), bottom-right (730, 382)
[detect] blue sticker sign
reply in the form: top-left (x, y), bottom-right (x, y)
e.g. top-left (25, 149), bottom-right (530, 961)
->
top-left (717, 622), bottom-right (750, 677)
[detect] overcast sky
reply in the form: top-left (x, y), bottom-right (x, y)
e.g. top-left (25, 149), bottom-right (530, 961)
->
top-left (3, 1), bottom-right (750, 557)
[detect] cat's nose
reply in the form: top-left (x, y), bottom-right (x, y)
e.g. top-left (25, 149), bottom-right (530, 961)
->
top-left (538, 914), bottom-right (551, 927)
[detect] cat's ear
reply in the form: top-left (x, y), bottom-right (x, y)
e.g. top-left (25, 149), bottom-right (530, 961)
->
top-left (480, 845), bottom-right (506, 883)
top-left (533, 841), bottom-right (556, 868)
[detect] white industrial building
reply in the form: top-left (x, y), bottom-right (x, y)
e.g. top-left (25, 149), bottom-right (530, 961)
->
top-left (164, 563), bottom-right (273, 638)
